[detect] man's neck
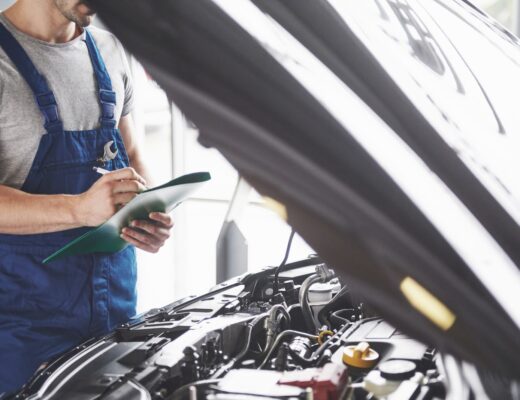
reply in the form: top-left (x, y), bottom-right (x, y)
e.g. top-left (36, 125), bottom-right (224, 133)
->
top-left (3, 0), bottom-right (80, 44)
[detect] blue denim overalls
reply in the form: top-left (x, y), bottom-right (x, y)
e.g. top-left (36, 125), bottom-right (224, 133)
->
top-left (0, 24), bottom-right (137, 393)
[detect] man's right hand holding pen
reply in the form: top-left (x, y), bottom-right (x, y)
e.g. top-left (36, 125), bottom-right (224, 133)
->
top-left (76, 167), bottom-right (147, 227)
top-left (85, 166), bottom-right (173, 254)
top-left (0, 165), bottom-right (173, 252)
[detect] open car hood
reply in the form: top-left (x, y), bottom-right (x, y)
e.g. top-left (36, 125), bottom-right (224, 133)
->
top-left (89, 0), bottom-right (520, 377)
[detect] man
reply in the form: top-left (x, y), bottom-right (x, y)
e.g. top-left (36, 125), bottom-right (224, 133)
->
top-left (0, 0), bottom-right (174, 392)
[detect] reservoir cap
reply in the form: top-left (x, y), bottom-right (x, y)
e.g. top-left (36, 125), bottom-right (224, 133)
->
top-left (379, 360), bottom-right (416, 381)
top-left (342, 342), bottom-right (379, 369)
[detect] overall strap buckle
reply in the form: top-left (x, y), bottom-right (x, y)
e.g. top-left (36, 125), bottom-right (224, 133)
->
top-left (36, 91), bottom-right (63, 134)
top-left (99, 89), bottom-right (117, 129)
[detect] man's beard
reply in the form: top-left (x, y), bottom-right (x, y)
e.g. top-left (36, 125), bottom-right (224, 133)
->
top-left (54, 0), bottom-right (96, 27)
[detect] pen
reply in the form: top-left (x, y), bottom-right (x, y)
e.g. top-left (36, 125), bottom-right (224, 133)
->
top-left (93, 166), bottom-right (111, 175)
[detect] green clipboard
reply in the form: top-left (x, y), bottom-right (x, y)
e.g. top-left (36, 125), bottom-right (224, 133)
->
top-left (43, 172), bottom-right (211, 264)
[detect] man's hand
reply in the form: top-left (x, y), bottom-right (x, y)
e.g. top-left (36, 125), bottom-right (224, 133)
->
top-left (116, 114), bottom-right (173, 253)
top-left (120, 212), bottom-right (174, 253)
top-left (76, 167), bottom-right (147, 227)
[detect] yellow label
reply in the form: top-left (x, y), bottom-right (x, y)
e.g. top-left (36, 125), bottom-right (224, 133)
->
top-left (400, 277), bottom-right (456, 331)
top-left (262, 196), bottom-right (288, 221)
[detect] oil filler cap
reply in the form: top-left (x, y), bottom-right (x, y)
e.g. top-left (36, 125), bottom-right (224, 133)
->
top-left (342, 342), bottom-right (379, 369)
top-left (378, 359), bottom-right (416, 381)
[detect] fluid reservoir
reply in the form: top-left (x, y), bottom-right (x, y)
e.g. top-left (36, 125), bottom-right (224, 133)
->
top-left (308, 279), bottom-right (341, 317)
top-left (363, 360), bottom-right (423, 398)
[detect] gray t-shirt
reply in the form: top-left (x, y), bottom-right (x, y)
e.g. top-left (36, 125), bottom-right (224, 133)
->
top-left (0, 13), bottom-right (134, 189)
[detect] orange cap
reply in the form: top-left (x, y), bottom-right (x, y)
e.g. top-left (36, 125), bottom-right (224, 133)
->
top-left (342, 342), bottom-right (379, 368)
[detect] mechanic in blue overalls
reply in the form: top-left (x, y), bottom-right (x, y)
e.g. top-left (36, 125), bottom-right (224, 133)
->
top-left (0, 0), bottom-right (174, 393)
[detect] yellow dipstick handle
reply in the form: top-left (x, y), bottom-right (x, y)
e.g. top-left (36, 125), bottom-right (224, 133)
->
top-left (318, 330), bottom-right (334, 345)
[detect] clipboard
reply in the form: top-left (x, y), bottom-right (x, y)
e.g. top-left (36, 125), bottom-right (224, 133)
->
top-left (43, 172), bottom-right (211, 263)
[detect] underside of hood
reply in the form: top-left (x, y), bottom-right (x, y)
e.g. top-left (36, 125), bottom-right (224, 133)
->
top-left (88, 0), bottom-right (520, 378)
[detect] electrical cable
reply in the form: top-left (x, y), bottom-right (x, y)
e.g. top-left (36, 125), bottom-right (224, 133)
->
top-left (273, 228), bottom-right (296, 294)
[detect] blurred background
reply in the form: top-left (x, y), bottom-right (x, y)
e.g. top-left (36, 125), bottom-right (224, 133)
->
top-left (479, 0), bottom-right (518, 28)
top-left (0, 0), bottom-right (517, 312)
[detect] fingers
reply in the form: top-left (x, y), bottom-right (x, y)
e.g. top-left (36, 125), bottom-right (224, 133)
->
top-left (149, 212), bottom-right (174, 228)
top-left (120, 213), bottom-right (174, 254)
top-left (120, 231), bottom-right (160, 253)
top-left (121, 227), bottom-right (165, 253)
top-left (129, 220), bottom-right (171, 240)
top-left (113, 192), bottom-right (138, 205)
top-left (103, 167), bottom-right (147, 186)
top-left (112, 179), bottom-right (147, 194)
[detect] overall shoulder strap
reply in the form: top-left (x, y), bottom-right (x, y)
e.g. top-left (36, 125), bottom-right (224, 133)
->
top-left (84, 29), bottom-right (117, 129)
top-left (0, 22), bottom-right (63, 134)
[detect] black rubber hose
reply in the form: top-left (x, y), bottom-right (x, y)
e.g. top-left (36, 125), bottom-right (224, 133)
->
top-left (317, 285), bottom-right (352, 326)
top-left (330, 309), bottom-right (351, 328)
top-left (299, 274), bottom-right (322, 332)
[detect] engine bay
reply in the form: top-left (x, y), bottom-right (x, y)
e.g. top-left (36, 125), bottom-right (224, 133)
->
top-left (12, 258), bottom-right (447, 400)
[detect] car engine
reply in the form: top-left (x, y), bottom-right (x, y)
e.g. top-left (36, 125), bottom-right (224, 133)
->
top-left (10, 257), bottom-right (446, 400)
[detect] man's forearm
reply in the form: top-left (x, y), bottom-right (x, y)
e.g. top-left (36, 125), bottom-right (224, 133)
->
top-left (0, 184), bottom-right (82, 234)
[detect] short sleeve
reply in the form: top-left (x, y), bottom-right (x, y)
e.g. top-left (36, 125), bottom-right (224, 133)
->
top-left (114, 36), bottom-right (134, 117)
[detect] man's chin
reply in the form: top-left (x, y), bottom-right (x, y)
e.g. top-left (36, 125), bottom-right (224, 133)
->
top-left (78, 14), bottom-right (95, 28)
top-left (78, 3), bottom-right (96, 17)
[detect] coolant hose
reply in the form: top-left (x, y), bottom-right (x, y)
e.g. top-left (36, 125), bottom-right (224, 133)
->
top-left (299, 274), bottom-right (322, 333)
